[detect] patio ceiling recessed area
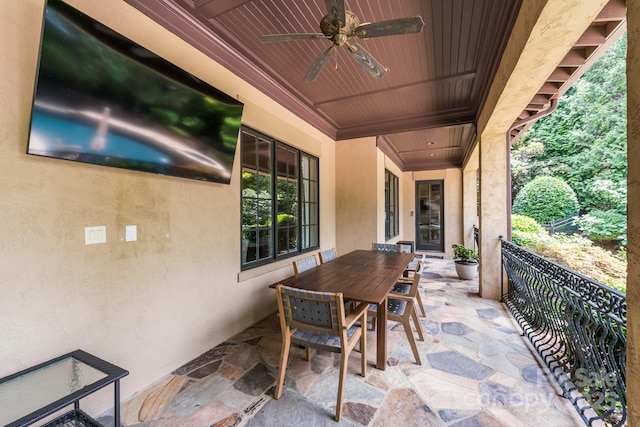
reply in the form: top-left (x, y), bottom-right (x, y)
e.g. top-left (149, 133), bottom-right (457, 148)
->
top-left (125, 0), bottom-right (625, 171)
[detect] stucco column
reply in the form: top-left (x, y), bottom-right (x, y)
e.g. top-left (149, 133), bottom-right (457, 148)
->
top-left (463, 147), bottom-right (479, 250)
top-left (626, 0), bottom-right (640, 423)
top-left (478, 132), bottom-right (508, 300)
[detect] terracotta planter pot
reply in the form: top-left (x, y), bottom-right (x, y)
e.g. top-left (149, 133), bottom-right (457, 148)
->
top-left (455, 261), bottom-right (478, 280)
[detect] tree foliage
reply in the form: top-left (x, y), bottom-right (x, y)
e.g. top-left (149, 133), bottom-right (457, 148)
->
top-left (512, 34), bottom-right (627, 213)
top-left (576, 210), bottom-right (627, 246)
top-left (511, 34), bottom-right (627, 244)
top-left (512, 176), bottom-right (579, 223)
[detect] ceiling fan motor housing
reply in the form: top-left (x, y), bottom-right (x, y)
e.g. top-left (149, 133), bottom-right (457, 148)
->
top-left (320, 11), bottom-right (360, 46)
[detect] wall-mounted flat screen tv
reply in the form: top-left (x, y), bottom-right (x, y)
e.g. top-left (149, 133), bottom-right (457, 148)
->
top-left (27, 0), bottom-right (244, 184)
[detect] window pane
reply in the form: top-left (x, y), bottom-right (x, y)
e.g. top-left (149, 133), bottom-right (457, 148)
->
top-left (308, 157), bottom-right (318, 180)
top-left (241, 132), bottom-right (257, 168)
top-left (385, 170), bottom-right (399, 239)
top-left (300, 153), bottom-right (318, 250)
top-left (258, 229), bottom-right (272, 259)
top-left (258, 138), bottom-right (271, 173)
top-left (257, 199), bottom-right (272, 226)
top-left (242, 198), bottom-right (258, 228)
top-left (309, 203), bottom-right (318, 224)
top-left (275, 144), bottom-right (298, 257)
top-left (242, 230), bottom-right (257, 263)
top-left (255, 171), bottom-right (270, 196)
top-left (308, 225), bottom-right (318, 247)
top-left (241, 128), bottom-right (319, 269)
top-left (309, 182), bottom-right (318, 203)
top-left (301, 155), bottom-right (309, 180)
top-left (277, 226), bottom-right (298, 254)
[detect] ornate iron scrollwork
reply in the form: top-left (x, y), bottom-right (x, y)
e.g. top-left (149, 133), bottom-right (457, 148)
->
top-left (500, 238), bottom-right (626, 426)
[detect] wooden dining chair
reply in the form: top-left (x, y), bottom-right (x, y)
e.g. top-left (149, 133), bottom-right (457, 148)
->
top-left (369, 271), bottom-right (424, 365)
top-left (394, 260), bottom-right (427, 317)
top-left (372, 242), bottom-right (401, 252)
top-left (275, 285), bottom-right (367, 421)
top-left (292, 254), bottom-right (318, 275)
top-left (319, 247), bottom-right (338, 264)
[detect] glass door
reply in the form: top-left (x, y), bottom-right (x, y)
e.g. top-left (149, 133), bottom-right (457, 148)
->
top-left (416, 180), bottom-right (444, 252)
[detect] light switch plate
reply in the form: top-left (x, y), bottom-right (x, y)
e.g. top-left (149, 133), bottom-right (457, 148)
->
top-left (85, 226), bottom-right (106, 245)
top-left (125, 225), bottom-right (137, 242)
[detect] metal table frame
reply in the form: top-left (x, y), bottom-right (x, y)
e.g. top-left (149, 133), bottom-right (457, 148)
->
top-left (0, 349), bottom-right (128, 427)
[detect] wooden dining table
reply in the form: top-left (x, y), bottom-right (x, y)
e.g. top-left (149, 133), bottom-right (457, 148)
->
top-left (269, 249), bottom-right (415, 370)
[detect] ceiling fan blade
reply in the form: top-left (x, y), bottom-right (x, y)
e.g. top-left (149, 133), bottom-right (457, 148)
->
top-left (345, 43), bottom-right (388, 79)
top-left (325, 0), bottom-right (346, 26)
top-left (355, 16), bottom-right (425, 39)
top-left (261, 33), bottom-right (328, 42)
top-left (304, 45), bottom-right (336, 82)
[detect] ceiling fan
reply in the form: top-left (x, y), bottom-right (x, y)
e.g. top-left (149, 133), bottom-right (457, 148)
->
top-left (260, 0), bottom-right (425, 82)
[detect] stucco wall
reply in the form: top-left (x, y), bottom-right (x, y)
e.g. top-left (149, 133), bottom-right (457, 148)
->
top-left (0, 0), bottom-right (335, 415)
top-left (335, 137), bottom-right (378, 254)
top-left (626, 0), bottom-right (640, 421)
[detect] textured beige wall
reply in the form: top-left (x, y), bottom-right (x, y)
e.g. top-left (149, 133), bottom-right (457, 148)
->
top-left (0, 0), bottom-right (335, 415)
top-left (627, 0), bottom-right (639, 423)
top-left (335, 137), bottom-right (378, 254)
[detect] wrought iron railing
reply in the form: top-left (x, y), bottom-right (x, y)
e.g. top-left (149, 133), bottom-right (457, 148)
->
top-left (541, 212), bottom-right (580, 235)
top-left (500, 238), bottom-right (627, 426)
top-left (473, 225), bottom-right (479, 253)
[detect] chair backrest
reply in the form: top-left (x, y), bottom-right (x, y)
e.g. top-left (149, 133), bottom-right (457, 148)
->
top-left (398, 242), bottom-right (413, 254)
top-left (404, 270), bottom-right (422, 298)
top-left (372, 242), bottom-right (401, 252)
top-left (293, 255), bottom-right (318, 275)
top-left (276, 285), bottom-right (344, 337)
top-left (406, 258), bottom-right (423, 274)
top-left (319, 248), bottom-right (338, 264)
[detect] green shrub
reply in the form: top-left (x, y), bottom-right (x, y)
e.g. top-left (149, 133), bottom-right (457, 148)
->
top-left (511, 214), bottom-right (550, 247)
top-left (531, 233), bottom-right (626, 292)
top-left (277, 213), bottom-right (296, 225)
top-left (512, 214), bottom-right (546, 234)
top-left (511, 231), bottom-right (546, 247)
top-left (577, 210), bottom-right (627, 246)
top-left (512, 176), bottom-right (579, 223)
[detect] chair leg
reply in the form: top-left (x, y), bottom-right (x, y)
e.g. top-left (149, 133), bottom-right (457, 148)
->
top-left (402, 317), bottom-right (422, 365)
top-left (305, 346), bottom-right (312, 361)
top-left (360, 323), bottom-right (367, 377)
top-left (415, 290), bottom-right (426, 317)
top-left (335, 351), bottom-right (349, 421)
top-left (411, 305), bottom-right (425, 341)
top-left (275, 334), bottom-right (291, 399)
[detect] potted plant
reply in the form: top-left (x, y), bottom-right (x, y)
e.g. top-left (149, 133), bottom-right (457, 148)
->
top-left (452, 243), bottom-right (479, 280)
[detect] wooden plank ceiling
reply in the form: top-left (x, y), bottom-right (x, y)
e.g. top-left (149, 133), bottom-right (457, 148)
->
top-left (125, 0), bottom-right (626, 171)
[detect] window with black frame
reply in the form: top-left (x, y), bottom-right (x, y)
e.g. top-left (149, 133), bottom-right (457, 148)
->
top-left (385, 169), bottom-right (399, 240)
top-left (241, 127), bottom-right (319, 269)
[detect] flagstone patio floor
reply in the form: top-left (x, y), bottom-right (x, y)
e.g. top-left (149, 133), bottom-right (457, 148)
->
top-left (107, 257), bottom-right (585, 427)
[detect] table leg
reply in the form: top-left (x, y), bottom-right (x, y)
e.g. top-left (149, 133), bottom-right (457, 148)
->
top-left (114, 379), bottom-right (121, 427)
top-left (376, 297), bottom-right (387, 369)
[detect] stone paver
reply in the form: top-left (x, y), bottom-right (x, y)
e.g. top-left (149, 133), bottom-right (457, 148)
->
top-left (113, 258), bottom-right (584, 427)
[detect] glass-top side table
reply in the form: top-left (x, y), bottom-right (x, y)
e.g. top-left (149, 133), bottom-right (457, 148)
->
top-left (0, 350), bottom-right (128, 427)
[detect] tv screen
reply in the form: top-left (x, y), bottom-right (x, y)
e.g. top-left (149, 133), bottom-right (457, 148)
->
top-left (27, 0), bottom-right (244, 184)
